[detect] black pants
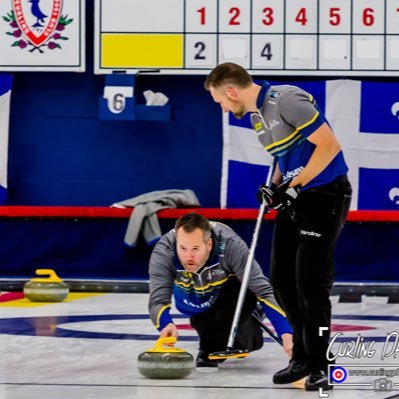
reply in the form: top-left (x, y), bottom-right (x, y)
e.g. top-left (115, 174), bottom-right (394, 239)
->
top-left (190, 278), bottom-right (264, 356)
top-left (270, 176), bottom-right (352, 372)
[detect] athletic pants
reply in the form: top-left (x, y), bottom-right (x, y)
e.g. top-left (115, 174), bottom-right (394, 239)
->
top-left (190, 278), bottom-right (264, 356)
top-left (270, 176), bottom-right (352, 372)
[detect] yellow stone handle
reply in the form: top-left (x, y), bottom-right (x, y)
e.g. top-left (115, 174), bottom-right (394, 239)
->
top-left (146, 336), bottom-right (185, 353)
top-left (155, 336), bottom-right (177, 348)
top-left (31, 269), bottom-right (62, 283)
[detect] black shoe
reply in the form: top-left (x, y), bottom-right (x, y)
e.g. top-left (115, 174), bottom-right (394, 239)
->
top-left (305, 370), bottom-right (333, 391)
top-left (195, 351), bottom-right (219, 372)
top-left (273, 360), bottom-right (309, 384)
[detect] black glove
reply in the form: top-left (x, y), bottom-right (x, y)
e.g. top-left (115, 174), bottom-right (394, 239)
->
top-left (271, 181), bottom-right (301, 210)
top-left (257, 183), bottom-right (277, 206)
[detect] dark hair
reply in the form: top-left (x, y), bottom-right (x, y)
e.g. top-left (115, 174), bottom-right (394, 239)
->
top-left (175, 212), bottom-right (211, 240)
top-left (204, 62), bottom-right (253, 90)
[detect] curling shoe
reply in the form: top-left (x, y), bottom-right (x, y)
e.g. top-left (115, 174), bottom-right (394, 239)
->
top-left (195, 350), bottom-right (219, 372)
top-left (305, 370), bottom-right (333, 391)
top-left (273, 360), bottom-right (309, 384)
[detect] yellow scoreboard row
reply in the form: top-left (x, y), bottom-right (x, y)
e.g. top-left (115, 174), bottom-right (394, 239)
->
top-left (102, 34), bottom-right (184, 69)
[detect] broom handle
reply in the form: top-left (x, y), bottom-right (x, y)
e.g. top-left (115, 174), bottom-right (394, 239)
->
top-left (226, 157), bottom-right (277, 350)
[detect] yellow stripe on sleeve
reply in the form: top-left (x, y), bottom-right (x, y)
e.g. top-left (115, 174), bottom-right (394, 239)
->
top-left (296, 110), bottom-right (319, 131)
top-left (155, 304), bottom-right (171, 329)
top-left (258, 297), bottom-right (287, 317)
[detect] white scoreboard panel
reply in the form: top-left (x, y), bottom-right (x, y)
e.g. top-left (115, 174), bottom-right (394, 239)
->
top-left (94, 0), bottom-right (399, 75)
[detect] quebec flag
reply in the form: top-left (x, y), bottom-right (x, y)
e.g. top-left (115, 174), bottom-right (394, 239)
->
top-left (326, 80), bottom-right (399, 210)
top-left (0, 74), bottom-right (13, 204)
top-left (221, 79), bottom-right (399, 210)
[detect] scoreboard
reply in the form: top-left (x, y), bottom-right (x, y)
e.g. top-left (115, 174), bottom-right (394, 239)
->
top-left (94, 0), bottom-right (399, 75)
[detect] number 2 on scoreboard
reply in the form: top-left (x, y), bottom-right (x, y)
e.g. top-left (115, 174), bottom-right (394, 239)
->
top-left (194, 41), bottom-right (206, 60)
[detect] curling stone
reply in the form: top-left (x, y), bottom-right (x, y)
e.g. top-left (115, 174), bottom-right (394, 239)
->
top-left (23, 269), bottom-right (69, 302)
top-left (137, 337), bottom-right (194, 379)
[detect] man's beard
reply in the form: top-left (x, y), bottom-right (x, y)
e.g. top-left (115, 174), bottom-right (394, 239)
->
top-left (233, 105), bottom-right (246, 119)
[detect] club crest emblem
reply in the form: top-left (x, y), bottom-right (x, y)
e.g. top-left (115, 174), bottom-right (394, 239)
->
top-left (2, 0), bottom-right (72, 52)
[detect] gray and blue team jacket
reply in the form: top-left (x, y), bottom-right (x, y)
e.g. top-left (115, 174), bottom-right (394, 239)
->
top-left (250, 81), bottom-right (348, 190)
top-left (148, 221), bottom-right (292, 338)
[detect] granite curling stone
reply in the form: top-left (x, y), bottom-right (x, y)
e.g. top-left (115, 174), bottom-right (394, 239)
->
top-left (138, 337), bottom-right (194, 379)
top-left (24, 269), bottom-right (70, 302)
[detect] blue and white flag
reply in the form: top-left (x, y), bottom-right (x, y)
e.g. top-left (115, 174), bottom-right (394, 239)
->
top-left (326, 80), bottom-right (399, 210)
top-left (221, 79), bottom-right (399, 210)
top-left (0, 73), bottom-right (13, 204)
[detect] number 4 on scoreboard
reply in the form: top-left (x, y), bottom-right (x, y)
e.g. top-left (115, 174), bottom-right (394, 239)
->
top-left (295, 7), bottom-right (308, 26)
top-left (252, 36), bottom-right (283, 69)
top-left (261, 42), bottom-right (272, 61)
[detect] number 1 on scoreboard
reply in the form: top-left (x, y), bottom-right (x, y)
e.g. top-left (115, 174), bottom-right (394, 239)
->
top-left (197, 6), bottom-right (206, 25)
top-left (185, 0), bottom-right (217, 32)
